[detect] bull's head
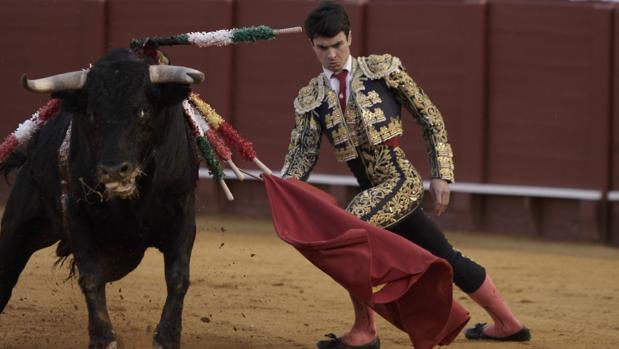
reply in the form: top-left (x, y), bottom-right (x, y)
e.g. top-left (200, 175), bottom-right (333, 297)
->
top-left (22, 49), bottom-right (204, 200)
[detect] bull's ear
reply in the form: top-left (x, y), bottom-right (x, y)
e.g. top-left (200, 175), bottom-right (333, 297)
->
top-left (151, 83), bottom-right (190, 106)
top-left (51, 90), bottom-right (86, 112)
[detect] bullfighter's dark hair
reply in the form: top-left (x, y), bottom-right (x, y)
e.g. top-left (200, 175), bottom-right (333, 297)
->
top-left (304, 0), bottom-right (350, 40)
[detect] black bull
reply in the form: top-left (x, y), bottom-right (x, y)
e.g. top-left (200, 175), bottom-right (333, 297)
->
top-left (0, 48), bottom-right (205, 349)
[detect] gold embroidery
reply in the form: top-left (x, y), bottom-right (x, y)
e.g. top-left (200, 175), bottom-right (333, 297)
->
top-left (334, 143), bottom-right (357, 161)
top-left (325, 89), bottom-right (339, 110)
top-left (351, 74), bottom-right (364, 93)
top-left (281, 112), bottom-right (322, 180)
top-left (357, 91), bottom-right (382, 108)
top-left (289, 56), bottom-right (453, 184)
top-left (435, 142), bottom-right (452, 156)
top-left (346, 146), bottom-right (423, 228)
top-left (362, 108), bottom-right (386, 126)
top-left (357, 54), bottom-right (402, 80)
top-left (367, 118), bottom-right (402, 145)
top-left (324, 111), bottom-right (342, 129)
top-left (344, 105), bottom-right (367, 147)
top-left (386, 67), bottom-right (454, 182)
top-left (331, 125), bottom-right (348, 145)
top-left (439, 167), bottom-right (454, 180)
top-left (294, 77), bottom-right (326, 114)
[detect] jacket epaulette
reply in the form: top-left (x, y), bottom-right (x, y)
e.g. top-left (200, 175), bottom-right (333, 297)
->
top-left (294, 76), bottom-right (326, 115)
top-left (357, 54), bottom-right (402, 80)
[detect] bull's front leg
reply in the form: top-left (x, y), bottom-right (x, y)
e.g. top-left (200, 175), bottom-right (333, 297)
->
top-left (79, 263), bottom-right (117, 349)
top-left (153, 217), bottom-right (196, 349)
top-left (71, 219), bottom-right (117, 349)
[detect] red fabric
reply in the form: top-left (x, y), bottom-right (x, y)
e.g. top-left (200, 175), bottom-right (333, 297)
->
top-left (333, 70), bottom-right (348, 113)
top-left (382, 136), bottom-right (401, 148)
top-left (262, 175), bottom-right (470, 349)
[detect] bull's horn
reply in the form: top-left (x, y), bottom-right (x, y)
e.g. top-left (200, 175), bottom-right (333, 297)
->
top-left (149, 65), bottom-right (204, 84)
top-left (21, 70), bottom-right (88, 93)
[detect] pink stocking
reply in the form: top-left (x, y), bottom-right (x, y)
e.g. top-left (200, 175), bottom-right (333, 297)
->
top-left (468, 275), bottom-right (523, 337)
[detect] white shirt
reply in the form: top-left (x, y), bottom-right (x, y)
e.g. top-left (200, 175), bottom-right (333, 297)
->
top-left (322, 55), bottom-right (353, 104)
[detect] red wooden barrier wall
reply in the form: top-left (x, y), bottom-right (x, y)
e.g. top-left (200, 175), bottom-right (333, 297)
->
top-left (365, 0), bottom-right (487, 183)
top-left (0, 0), bottom-right (104, 137)
top-left (478, 1), bottom-right (613, 242)
top-left (0, 0), bottom-right (618, 244)
top-left (486, 0), bottom-right (612, 190)
top-left (611, 5), bottom-right (619, 246)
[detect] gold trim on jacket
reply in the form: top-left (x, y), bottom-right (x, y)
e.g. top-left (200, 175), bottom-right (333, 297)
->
top-left (346, 145), bottom-right (424, 228)
top-left (282, 54), bottom-right (454, 183)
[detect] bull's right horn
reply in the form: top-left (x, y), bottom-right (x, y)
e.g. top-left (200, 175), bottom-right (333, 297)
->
top-left (21, 70), bottom-right (88, 93)
top-left (149, 65), bottom-right (205, 84)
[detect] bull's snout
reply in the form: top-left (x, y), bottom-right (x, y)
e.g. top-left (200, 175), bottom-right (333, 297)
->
top-left (97, 162), bottom-right (135, 181)
top-left (96, 161), bottom-right (140, 199)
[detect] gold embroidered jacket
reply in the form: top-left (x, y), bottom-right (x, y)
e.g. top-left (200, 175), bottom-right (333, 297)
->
top-left (281, 54), bottom-right (455, 227)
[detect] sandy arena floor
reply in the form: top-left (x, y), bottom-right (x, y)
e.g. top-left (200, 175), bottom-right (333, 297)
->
top-left (1, 215), bottom-right (618, 349)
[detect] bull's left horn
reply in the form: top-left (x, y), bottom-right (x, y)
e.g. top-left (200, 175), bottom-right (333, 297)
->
top-left (149, 65), bottom-right (205, 84)
top-left (21, 70), bottom-right (88, 93)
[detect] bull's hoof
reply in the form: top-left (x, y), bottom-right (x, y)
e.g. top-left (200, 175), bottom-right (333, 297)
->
top-left (89, 338), bottom-right (119, 349)
top-left (152, 338), bottom-right (179, 349)
top-left (153, 328), bottom-right (180, 349)
top-left (153, 339), bottom-right (180, 349)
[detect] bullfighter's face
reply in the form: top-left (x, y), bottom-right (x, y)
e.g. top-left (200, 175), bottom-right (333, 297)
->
top-left (311, 31), bottom-right (352, 73)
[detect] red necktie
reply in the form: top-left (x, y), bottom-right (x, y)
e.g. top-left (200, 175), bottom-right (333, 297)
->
top-left (333, 70), bottom-right (348, 113)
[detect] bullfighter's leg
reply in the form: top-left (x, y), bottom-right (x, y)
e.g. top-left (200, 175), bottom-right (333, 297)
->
top-left (391, 209), bottom-right (529, 340)
top-left (328, 294), bottom-right (377, 346)
top-left (0, 179), bottom-right (58, 313)
top-left (153, 207), bottom-right (196, 349)
top-left (70, 218), bottom-right (118, 349)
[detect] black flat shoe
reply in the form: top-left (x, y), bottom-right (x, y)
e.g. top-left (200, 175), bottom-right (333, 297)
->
top-left (316, 333), bottom-right (380, 349)
top-left (465, 323), bottom-right (531, 342)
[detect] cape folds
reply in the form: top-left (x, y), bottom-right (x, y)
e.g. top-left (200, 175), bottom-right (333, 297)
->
top-left (262, 174), bottom-right (470, 349)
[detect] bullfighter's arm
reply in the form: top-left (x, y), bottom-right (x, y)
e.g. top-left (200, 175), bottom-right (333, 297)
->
top-left (280, 111), bottom-right (322, 181)
top-left (384, 59), bottom-right (455, 183)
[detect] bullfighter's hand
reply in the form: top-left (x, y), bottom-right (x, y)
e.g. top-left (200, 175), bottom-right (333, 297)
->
top-left (429, 178), bottom-right (450, 216)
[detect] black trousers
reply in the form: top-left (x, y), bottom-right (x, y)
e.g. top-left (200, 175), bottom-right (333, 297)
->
top-left (389, 208), bottom-right (486, 293)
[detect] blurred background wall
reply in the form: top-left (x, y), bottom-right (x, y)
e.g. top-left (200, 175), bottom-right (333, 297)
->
top-left (1, 0), bottom-right (618, 245)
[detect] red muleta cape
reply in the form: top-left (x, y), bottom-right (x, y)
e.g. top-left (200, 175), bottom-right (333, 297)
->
top-left (262, 174), bottom-right (470, 349)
